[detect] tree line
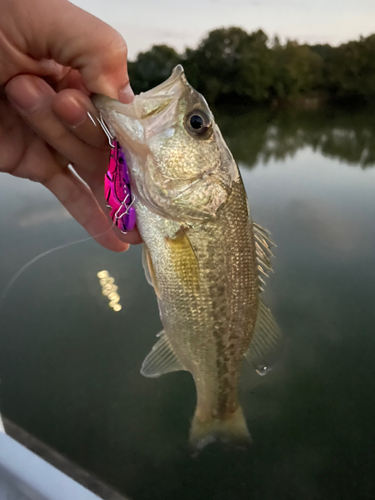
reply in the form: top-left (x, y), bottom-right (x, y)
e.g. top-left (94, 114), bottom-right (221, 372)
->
top-left (128, 27), bottom-right (375, 105)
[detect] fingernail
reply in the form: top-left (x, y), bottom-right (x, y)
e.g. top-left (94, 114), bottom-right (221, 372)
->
top-left (59, 95), bottom-right (88, 128)
top-left (68, 105), bottom-right (89, 128)
top-left (7, 78), bottom-right (47, 114)
top-left (118, 84), bottom-right (134, 104)
top-left (70, 115), bottom-right (87, 129)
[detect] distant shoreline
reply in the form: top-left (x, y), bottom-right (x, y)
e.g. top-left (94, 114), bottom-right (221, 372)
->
top-left (129, 28), bottom-right (375, 107)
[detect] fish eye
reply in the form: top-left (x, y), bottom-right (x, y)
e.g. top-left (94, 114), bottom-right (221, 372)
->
top-left (190, 115), bottom-right (204, 129)
top-left (185, 111), bottom-right (213, 139)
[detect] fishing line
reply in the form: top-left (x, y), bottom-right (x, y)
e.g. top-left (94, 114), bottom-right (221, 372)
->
top-left (0, 221), bottom-right (116, 304)
top-left (1, 114), bottom-right (129, 305)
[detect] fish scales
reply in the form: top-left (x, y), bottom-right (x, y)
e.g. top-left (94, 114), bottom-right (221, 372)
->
top-left (138, 177), bottom-right (258, 422)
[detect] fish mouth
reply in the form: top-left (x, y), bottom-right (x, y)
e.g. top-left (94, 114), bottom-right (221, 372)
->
top-left (141, 64), bottom-right (187, 99)
top-left (93, 65), bottom-right (189, 141)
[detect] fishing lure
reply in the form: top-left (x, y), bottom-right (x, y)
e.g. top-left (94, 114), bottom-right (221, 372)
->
top-left (105, 140), bottom-right (136, 233)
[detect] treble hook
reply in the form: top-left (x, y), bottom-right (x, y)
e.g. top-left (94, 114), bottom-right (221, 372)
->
top-left (88, 112), bottom-right (115, 148)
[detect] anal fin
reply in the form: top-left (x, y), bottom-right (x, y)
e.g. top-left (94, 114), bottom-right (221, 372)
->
top-left (245, 298), bottom-right (284, 375)
top-left (141, 330), bottom-right (185, 378)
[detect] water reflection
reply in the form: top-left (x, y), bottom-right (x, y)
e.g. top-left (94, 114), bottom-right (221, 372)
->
top-left (216, 106), bottom-right (375, 168)
top-left (98, 270), bottom-right (122, 312)
top-left (1, 107), bottom-right (375, 500)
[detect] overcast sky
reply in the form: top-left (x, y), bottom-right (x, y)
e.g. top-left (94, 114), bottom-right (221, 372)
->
top-left (72, 0), bottom-right (375, 59)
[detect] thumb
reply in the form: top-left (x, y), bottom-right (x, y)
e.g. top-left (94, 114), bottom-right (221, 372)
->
top-left (16, 0), bottom-right (133, 102)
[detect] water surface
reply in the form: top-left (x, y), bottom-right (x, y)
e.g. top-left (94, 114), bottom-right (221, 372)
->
top-left (1, 106), bottom-right (374, 499)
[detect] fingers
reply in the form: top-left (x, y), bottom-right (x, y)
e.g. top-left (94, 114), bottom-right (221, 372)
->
top-left (51, 89), bottom-right (108, 149)
top-left (3, 129), bottom-right (129, 252)
top-left (5, 74), bottom-right (142, 246)
top-left (43, 166), bottom-right (130, 252)
top-left (5, 75), bottom-right (108, 174)
top-left (19, 0), bottom-right (134, 102)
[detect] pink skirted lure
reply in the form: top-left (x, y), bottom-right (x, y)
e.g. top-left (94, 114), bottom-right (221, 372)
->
top-left (105, 141), bottom-right (136, 233)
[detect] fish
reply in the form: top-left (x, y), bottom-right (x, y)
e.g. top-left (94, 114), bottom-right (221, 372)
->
top-left (94, 65), bottom-right (283, 449)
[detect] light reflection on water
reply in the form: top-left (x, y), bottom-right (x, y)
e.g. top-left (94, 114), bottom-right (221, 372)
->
top-left (0, 107), bottom-right (375, 499)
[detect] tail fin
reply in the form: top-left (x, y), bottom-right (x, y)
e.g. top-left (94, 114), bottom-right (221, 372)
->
top-left (189, 406), bottom-right (251, 451)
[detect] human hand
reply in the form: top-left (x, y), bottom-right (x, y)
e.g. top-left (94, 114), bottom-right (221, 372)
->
top-left (0, 0), bottom-right (141, 251)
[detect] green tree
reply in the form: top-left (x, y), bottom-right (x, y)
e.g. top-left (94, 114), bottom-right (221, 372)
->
top-left (184, 27), bottom-right (274, 103)
top-left (270, 42), bottom-right (323, 99)
top-left (324, 35), bottom-right (375, 100)
top-left (128, 45), bottom-right (181, 94)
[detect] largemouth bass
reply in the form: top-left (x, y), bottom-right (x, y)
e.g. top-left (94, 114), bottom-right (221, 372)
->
top-left (94, 66), bottom-right (282, 448)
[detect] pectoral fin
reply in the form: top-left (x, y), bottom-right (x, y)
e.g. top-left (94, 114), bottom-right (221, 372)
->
top-left (165, 227), bottom-right (200, 288)
top-left (141, 330), bottom-right (186, 378)
top-left (244, 298), bottom-right (284, 375)
top-left (142, 244), bottom-right (161, 298)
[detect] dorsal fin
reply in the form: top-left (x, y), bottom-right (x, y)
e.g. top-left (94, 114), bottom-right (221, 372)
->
top-left (141, 330), bottom-right (186, 378)
top-left (244, 298), bottom-right (284, 375)
top-left (253, 222), bottom-right (275, 292)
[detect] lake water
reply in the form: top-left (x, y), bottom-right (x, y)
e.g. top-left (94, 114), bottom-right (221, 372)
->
top-left (1, 106), bottom-right (375, 499)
